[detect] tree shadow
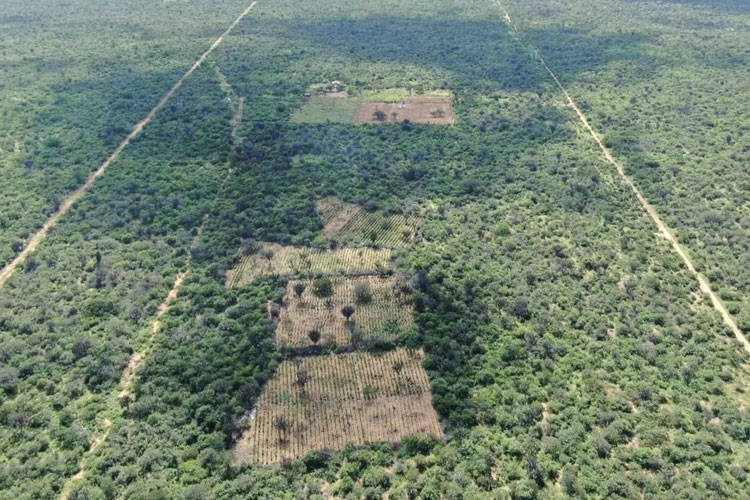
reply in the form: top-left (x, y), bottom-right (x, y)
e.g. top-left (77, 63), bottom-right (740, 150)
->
top-left (622, 0), bottom-right (750, 15)
top-left (257, 15), bottom-right (663, 94)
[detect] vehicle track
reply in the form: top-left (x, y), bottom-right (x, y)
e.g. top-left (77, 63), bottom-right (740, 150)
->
top-left (56, 7), bottom-right (252, 497)
top-left (0, 1), bottom-right (258, 289)
top-left (59, 100), bottom-right (240, 497)
top-left (59, 230), bottom-right (198, 499)
top-left (493, 0), bottom-right (749, 354)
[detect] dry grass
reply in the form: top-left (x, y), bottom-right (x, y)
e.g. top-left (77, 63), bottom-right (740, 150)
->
top-left (290, 96), bottom-right (359, 124)
top-left (316, 198), bottom-right (421, 247)
top-left (233, 349), bottom-right (442, 465)
top-left (276, 276), bottom-right (413, 347)
top-left (354, 97), bottom-right (454, 125)
top-left (227, 243), bottom-right (392, 288)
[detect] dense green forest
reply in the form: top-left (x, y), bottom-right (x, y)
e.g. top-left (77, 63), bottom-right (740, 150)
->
top-left (1, 0), bottom-right (749, 498)
top-left (0, 0), bottom-right (252, 268)
top-left (503, 0), bottom-right (750, 331)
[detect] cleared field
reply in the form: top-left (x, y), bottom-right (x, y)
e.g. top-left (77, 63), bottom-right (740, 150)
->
top-left (316, 198), bottom-right (421, 247)
top-left (233, 349), bottom-right (442, 465)
top-left (317, 197), bottom-right (362, 236)
top-left (354, 97), bottom-right (454, 125)
top-left (276, 276), bottom-right (413, 347)
top-left (226, 242), bottom-right (392, 287)
top-left (290, 91), bottom-right (454, 125)
top-left (290, 96), bottom-right (359, 123)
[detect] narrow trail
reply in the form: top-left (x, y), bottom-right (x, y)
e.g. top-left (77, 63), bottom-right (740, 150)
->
top-left (59, 229), bottom-right (198, 499)
top-left (493, 1), bottom-right (749, 354)
top-left (60, 66), bottom-right (245, 497)
top-left (0, 0), bottom-right (258, 290)
top-left (57, 13), bottom-right (252, 500)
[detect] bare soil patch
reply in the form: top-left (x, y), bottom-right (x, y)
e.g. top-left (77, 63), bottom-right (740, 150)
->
top-left (317, 197), bottom-right (362, 238)
top-left (233, 349), bottom-right (442, 465)
top-left (354, 97), bottom-right (454, 125)
top-left (277, 276), bottom-right (413, 347)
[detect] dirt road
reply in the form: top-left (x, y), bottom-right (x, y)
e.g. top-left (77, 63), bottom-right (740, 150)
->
top-left (55, 4), bottom-right (255, 496)
top-left (0, 1), bottom-right (258, 290)
top-left (59, 228), bottom-right (196, 498)
top-left (493, 0), bottom-right (749, 354)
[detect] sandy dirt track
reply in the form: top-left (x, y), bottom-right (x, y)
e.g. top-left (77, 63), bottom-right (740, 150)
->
top-left (56, 3), bottom-right (256, 496)
top-left (0, 1), bottom-right (258, 290)
top-left (493, 0), bottom-right (749, 354)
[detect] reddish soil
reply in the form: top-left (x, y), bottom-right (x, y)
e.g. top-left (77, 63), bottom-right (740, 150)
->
top-left (354, 97), bottom-right (454, 125)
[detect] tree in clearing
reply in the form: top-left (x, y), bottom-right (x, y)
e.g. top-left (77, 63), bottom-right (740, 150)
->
top-left (373, 110), bottom-right (387, 121)
top-left (294, 282), bottom-right (306, 297)
top-left (355, 282), bottom-right (372, 304)
top-left (341, 305), bottom-right (355, 323)
top-left (296, 370), bottom-right (311, 397)
top-left (312, 277), bottom-right (333, 298)
top-left (308, 329), bottom-right (321, 345)
top-left (393, 360), bottom-right (404, 375)
top-left (274, 416), bottom-right (290, 444)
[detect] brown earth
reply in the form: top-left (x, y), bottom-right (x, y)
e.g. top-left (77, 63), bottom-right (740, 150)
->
top-left (233, 349), bottom-right (442, 465)
top-left (276, 276), bottom-right (413, 347)
top-left (354, 97), bottom-right (454, 125)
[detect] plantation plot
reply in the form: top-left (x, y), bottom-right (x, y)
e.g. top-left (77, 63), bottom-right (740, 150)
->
top-left (354, 97), bottom-right (454, 125)
top-left (316, 198), bottom-right (421, 247)
top-left (233, 349), bottom-right (442, 465)
top-left (226, 242), bottom-right (392, 287)
top-left (290, 88), bottom-right (454, 125)
top-left (317, 197), bottom-right (362, 236)
top-left (277, 276), bottom-right (413, 347)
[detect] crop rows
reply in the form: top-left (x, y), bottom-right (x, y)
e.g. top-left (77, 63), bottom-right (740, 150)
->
top-left (234, 394), bottom-right (442, 465)
top-left (263, 349), bottom-right (431, 403)
top-left (317, 197), bottom-right (354, 224)
top-left (338, 210), bottom-right (421, 247)
top-left (316, 197), bottom-right (421, 247)
top-left (276, 276), bottom-right (413, 347)
top-left (233, 349), bottom-right (441, 465)
top-left (316, 197), bottom-right (363, 237)
top-left (227, 242), bottom-right (392, 287)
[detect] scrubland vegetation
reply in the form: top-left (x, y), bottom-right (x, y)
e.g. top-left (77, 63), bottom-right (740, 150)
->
top-left (1, 0), bottom-right (749, 498)
top-left (234, 349), bottom-right (440, 465)
top-left (0, 0), bottom-right (253, 268)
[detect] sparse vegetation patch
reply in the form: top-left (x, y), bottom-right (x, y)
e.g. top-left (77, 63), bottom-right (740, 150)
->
top-left (290, 95), bottom-right (359, 124)
top-left (316, 198), bottom-right (421, 247)
top-left (276, 276), bottom-right (413, 347)
top-left (354, 97), bottom-right (454, 125)
top-left (233, 349), bottom-right (441, 465)
top-left (227, 242), bottom-right (392, 287)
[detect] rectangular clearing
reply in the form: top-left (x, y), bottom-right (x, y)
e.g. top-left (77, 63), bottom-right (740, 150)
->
top-left (316, 197), bottom-right (421, 247)
top-left (233, 349), bottom-right (442, 465)
top-left (226, 242), bottom-right (392, 288)
top-left (276, 276), bottom-right (413, 347)
top-left (354, 97), bottom-right (454, 125)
